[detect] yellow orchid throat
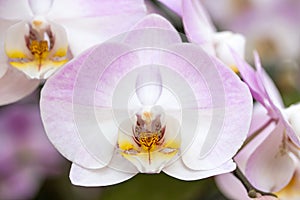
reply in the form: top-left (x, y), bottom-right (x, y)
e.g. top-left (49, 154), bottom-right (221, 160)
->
top-left (5, 18), bottom-right (69, 79)
top-left (118, 108), bottom-right (180, 173)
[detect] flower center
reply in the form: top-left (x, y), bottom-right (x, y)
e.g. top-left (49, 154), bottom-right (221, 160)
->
top-left (5, 18), bottom-right (69, 79)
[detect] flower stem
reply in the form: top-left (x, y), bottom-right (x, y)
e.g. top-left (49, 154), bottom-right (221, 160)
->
top-left (233, 166), bottom-right (277, 198)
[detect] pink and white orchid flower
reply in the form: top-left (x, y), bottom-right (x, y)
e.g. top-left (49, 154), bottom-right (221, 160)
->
top-left (158, 0), bottom-right (246, 71)
top-left (215, 51), bottom-right (300, 199)
top-left (0, 0), bottom-right (146, 105)
top-left (40, 14), bottom-right (252, 186)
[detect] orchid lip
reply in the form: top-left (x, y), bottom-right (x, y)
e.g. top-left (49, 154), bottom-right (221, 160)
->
top-left (118, 106), bottom-right (180, 173)
top-left (5, 18), bottom-right (69, 79)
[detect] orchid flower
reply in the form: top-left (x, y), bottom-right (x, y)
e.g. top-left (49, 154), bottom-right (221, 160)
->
top-left (214, 51), bottom-right (300, 199)
top-left (158, 0), bottom-right (246, 71)
top-left (0, 103), bottom-right (62, 200)
top-left (0, 0), bottom-right (146, 105)
top-left (40, 14), bottom-right (252, 186)
top-left (201, 0), bottom-right (300, 65)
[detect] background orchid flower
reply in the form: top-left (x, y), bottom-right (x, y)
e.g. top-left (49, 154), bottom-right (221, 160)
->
top-left (158, 0), bottom-right (246, 71)
top-left (0, 0), bottom-right (146, 105)
top-left (0, 103), bottom-right (63, 200)
top-left (201, 0), bottom-right (300, 66)
top-left (214, 51), bottom-right (300, 198)
top-left (40, 14), bottom-right (252, 186)
top-left (216, 105), bottom-right (300, 199)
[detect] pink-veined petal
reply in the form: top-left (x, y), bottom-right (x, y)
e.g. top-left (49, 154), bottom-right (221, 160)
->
top-left (0, 0), bottom-right (32, 20)
top-left (162, 44), bottom-right (252, 170)
top-left (69, 163), bottom-right (138, 187)
top-left (163, 158), bottom-right (235, 181)
top-left (0, 67), bottom-right (40, 106)
top-left (246, 123), bottom-right (296, 192)
top-left (182, 0), bottom-right (216, 54)
top-left (254, 52), bottom-right (284, 109)
top-left (122, 14), bottom-right (181, 49)
top-left (231, 49), bottom-right (268, 107)
top-left (157, 0), bottom-right (182, 16)
top-left (40, 48), bottom-right (105, 169)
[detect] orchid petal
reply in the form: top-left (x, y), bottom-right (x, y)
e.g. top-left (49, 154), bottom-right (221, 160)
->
top-left (28, 0), bottom-right (53, 15)
top-left (0, 67), bottom-right (39, 106)
top-left (135, 66), bottom-right (162, 106)
top-left (50, 0), bottom-right (146, 56)
top-left (121, 14), bottom-right (181, 49)
top-left (157, 0), bottom-right (182, 16)
top-left (162, 44), bottom-right (252, 170)
top-left (182, 0), bottom-right (216, 54)
top-left (231, 49), bottom-right (268, 107)
top-left (215, 173), bottom-right (251, 200)
top-left (69, 163), bottom-right (138, 187)
top-left (254, 52), bottom-right (284, 109)
top-left (163, 159), bottom-right (235, 181)
top-left (40, 47), bottom-right (104, 169)
top-left (0, 0), bottom-right (31, 20)
top-left (49, 0), bottom-right (146, 19)
top-left (213, 31), bottom-right (246, 68)
top-left (0, 19), bottom-right (18, 78)
top-left (246, 123), bottom-right (296, 192)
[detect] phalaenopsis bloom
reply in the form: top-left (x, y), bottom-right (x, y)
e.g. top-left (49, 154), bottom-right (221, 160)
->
top-left (40, 14), bottom-right (252, 186)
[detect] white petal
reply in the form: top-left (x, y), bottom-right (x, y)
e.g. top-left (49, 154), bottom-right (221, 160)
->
top-left (0, 0), bottom-right (32, 20)
top-left (0, 67), bottom-right (40, 106)
top-left (213, 31), bottom-right (246, 67)
top-left (163, 158), bottom-right (236, 181)
top-left (70, 163), bottom-right (138, 187)
top-left (28, 0), bottom-right (53, 15)
top-left (0, 19), bottom-right (18, 78)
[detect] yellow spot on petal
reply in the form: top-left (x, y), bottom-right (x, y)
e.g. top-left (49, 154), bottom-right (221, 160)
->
top-left (275, 171), bottom-right (300, 199)
top-left (230, 65), bottom-right (239, 73)
top-left (5, 50), bottom-right (28, 59)
top-left (53, 47), bottom-right (68, 57)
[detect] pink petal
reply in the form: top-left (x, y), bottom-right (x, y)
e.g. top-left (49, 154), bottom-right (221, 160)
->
top-left (40, 48), bottom-right (104, 169)
top-left (231, 49), bottom-right (268, 107)
top-left (122, 14), bottom-right (181, 49)
top-left (254, 52), bottom-right (284, 109)
top-left (182, 0), bottom-right (216, 54)
top-left (163, 158), bottom-right (235, 181)
top-left (0, 67), bottom-right (40, 106)
top-left (246, 123), bottom-right (296, 192)
top-left (157, 0), bottom-right (182, 16)
top-left (215, 173), bottom-right (251, 200)
top-left (69, 163), bottom-right (137, 187)
top-left (162, 44), bottom-right (252, 170)
top-left (0, 0), bottom-right (32, 20)
top-left (49, 0), bottom-right (146, 19)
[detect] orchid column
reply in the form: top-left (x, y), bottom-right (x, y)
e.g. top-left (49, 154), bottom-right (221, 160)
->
top-left (40, 14), bottom-right (252, 186)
